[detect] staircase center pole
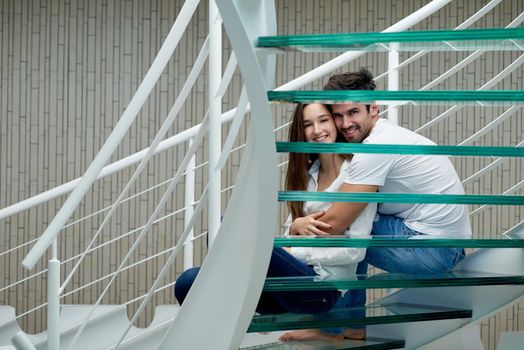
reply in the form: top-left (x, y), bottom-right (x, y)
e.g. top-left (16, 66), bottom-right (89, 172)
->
top-left (208, 0), bottom-right (222, 247)
top-left (47, 239), bottom-right (60, 350)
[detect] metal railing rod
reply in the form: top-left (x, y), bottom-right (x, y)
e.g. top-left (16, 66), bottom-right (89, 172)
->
top-left (115, 186), bottom-right (209, 349)
top-left (462, 140), bottom-right (524, 185)
top-left (14, 230), bottom-right (191, 320)
top-left (415, 52), bottom-right (524, 133)
top-left (65, 113), bottom-right (210, 350)
top-left (375, 0), bottom-right (503, 81)
top-left (459, 106), bottom-right (520, 146)
top-left (216, 52), bottom-right (238, 98)
top-left (216, 86), bottom-right (249, 170)
top-left (21, 0), bottom-right (202, 270)
top-left (0, 206), bottom-right (187, 293)
top-left (0, 1), bottom-right (449, 221)
top-left (1, 120), bottom-right (285, 259)
top-left (59, 36), bottom-right (210, 294)
top-left (470, 178), bottom-right (524, 216)
top-left (2, 171), bottom-right (242, 293)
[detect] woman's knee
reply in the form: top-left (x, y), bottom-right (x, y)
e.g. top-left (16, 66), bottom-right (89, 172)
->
top-left (174, 267), bottom-right (200, 304)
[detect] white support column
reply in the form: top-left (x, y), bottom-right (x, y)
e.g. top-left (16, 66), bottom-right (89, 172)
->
top-left (388, 43), bottom-right (400, 125)
top-left (208, 0), bottom-right (222, 247)
top-left (47, 240), bottom-right (60, 350)
top-left (183, 139), bottom-right (196, 270)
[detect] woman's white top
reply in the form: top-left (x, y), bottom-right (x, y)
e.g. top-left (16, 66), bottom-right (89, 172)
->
top-left (284, 159), bottom-right (377, 277)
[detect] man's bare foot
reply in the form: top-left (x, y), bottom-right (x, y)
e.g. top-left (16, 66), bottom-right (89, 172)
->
top-left (279, 329), bottom-right (343, 342)
top-left (342, 328), bottom-right (366, 340)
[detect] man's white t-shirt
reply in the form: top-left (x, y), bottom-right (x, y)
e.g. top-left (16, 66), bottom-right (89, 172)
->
top-left (344, 118), bottom-right (472, 237)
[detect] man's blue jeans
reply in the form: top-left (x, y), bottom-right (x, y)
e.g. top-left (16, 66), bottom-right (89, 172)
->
top-left (174, 247), bottom-right (340, 314)
top-left (344, 214), bottom-right (466, 315)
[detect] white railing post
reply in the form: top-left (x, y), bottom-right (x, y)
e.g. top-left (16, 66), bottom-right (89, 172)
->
top-left (208, 0), bottom-right (222, 247)
top-left (388, 43), bottom-right (400, 125)
top-left (184, 139), bottom-right (196, 270)
top-left (47, 239), bottom-right (60, 350)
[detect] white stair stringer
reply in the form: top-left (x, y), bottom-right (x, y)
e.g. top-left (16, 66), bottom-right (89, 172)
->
top-left (104, 305), bottom-right (180, 350)
top-left (0, 305), bottom-right (180, 350)
top-left (366, 248), bottom-right (524, 349)
top-left (0, 307), bottom-right (23, 346)
top-left (157, 0), bottom-right (278, 349)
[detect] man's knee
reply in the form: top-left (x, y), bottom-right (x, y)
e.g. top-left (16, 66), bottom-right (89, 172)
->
top-left (174, 267), bottom-right (200, 304)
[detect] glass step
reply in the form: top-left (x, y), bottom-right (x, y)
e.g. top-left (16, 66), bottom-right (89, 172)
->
top-left (242, 337), bottom-right (405, 350)
top-left (248, 302), bottom-right (472, 333)
top-left (263, 270), bottom-right (524, 292)
top-left (276, 142), bottom-right (524, 158)
top-left (274, 235), bottom-right (524, 248)
top-left (267, 90), bottom-right (524, 105)
top-left (257, 28), bottom-right (524, 52)
top-left (279, 191), bottom-right (524, 205)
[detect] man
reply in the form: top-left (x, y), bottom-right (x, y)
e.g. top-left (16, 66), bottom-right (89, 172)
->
top-left (285, 68), bottom-right (471, 342)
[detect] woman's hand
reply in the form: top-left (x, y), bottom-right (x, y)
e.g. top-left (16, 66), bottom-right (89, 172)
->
top-left (289, 211), bottom-right (332, 236)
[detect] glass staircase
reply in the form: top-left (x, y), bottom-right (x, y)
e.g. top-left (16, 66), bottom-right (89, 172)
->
top-left (249, 303), bottom-right (472, 333)
top-left (243, 337), bottom-right (406, 350)
top-left (247, 23), bottom-right (524, 350)
top-left (257, 27), bottom-right (524, 52)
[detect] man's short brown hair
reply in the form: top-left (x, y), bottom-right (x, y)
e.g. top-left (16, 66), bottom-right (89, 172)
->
top-left (324, 68), bottom-right (376, 91)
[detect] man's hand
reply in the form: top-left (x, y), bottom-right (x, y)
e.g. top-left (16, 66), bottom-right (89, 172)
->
top-left (289, 211), bottom-right (333, 236)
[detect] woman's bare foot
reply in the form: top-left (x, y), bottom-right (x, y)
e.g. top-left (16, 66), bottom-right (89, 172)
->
top-left (279, 329), bottom-right (343, 342)
top-left (342, 328), bottom-right (366, 340)
top-left (279, 328), bottom-right (366, 342)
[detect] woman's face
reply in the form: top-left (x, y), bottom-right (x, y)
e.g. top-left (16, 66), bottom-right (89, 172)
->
top-left (302, 104), bottom-right (337, 143)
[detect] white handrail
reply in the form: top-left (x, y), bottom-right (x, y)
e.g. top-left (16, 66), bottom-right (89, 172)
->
top-left (375, 0), bottom-right (503, 82)
top-left (66, 113), bottom-right (210, 350)
top-left (0, 0), bottom-right (452, 221)
top-left (59, 36), bottom-right (210, 294)
top-left (21, 0), bottom-right (202, 270)
top-left (115, 186), bottom-right (209, 349)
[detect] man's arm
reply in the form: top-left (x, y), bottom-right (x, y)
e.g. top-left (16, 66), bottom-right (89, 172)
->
top-left (318, 183), bottom-right (378, 235)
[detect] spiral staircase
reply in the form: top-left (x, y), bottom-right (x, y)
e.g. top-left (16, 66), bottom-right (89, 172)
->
top-left (1, 0), bottom-right (524, 349)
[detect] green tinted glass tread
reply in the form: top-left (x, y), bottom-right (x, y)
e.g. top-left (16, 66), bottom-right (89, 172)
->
top-left (279, 191), bottom-right (524, 205)
top-left (276, 142), bottom-right (524, 157)
top-left (241, 337), bottom-right (405, 350)
top-left (263, 270), bottom-right (524, 292)
top-left (257, 28), bottom-right (524, 52)
top-left (248, 302), bottom-right (472, 332)
top-left (267, 90), bottom-right (524, 104)
top-left (274, 236), bottom-right (524, 248)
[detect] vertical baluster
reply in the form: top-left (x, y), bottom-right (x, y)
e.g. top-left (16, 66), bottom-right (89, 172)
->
top-left (47, 239), bottom-right (60, 350)
top-left (208, 0), bottom-right (222, 247)
top-left (388, 43), bottom-right (400, 125)
top-left (184, 139), bottom-right (196, 270)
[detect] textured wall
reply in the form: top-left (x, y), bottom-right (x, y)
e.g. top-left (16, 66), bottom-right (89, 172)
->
top-left (0, 0), bottom-right (523, 348)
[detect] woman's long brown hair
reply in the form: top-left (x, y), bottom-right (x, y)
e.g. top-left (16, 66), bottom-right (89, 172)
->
top-left (285, 103), bottom-right (314, 220)
top-left (285, 103), bottom-right (350, 220)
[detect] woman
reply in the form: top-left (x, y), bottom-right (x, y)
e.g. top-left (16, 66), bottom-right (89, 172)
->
top-left (174, 103), bottom-right (376, 342)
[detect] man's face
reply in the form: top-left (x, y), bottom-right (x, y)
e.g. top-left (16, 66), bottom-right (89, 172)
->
top-left (331, 103), bottom-right (378, 143)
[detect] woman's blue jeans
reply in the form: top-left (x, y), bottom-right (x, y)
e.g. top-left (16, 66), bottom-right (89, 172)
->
top-left (174, 247), bottom-right (340, 314)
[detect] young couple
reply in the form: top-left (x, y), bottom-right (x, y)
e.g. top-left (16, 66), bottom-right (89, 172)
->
top-left (174, 68), bottom-right (472, 343)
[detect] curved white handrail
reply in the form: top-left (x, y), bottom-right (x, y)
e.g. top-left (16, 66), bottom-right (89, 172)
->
top-left (0, 0), bottom-right (452, 221)
top-left (158, 0), bottom-right (279, 348)
top-left (59, 36), bottom-right (210, 295)
top-left (66, 114), bottom-right (210, 350)
top-left (21, 0), bottom-right (202, 270)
